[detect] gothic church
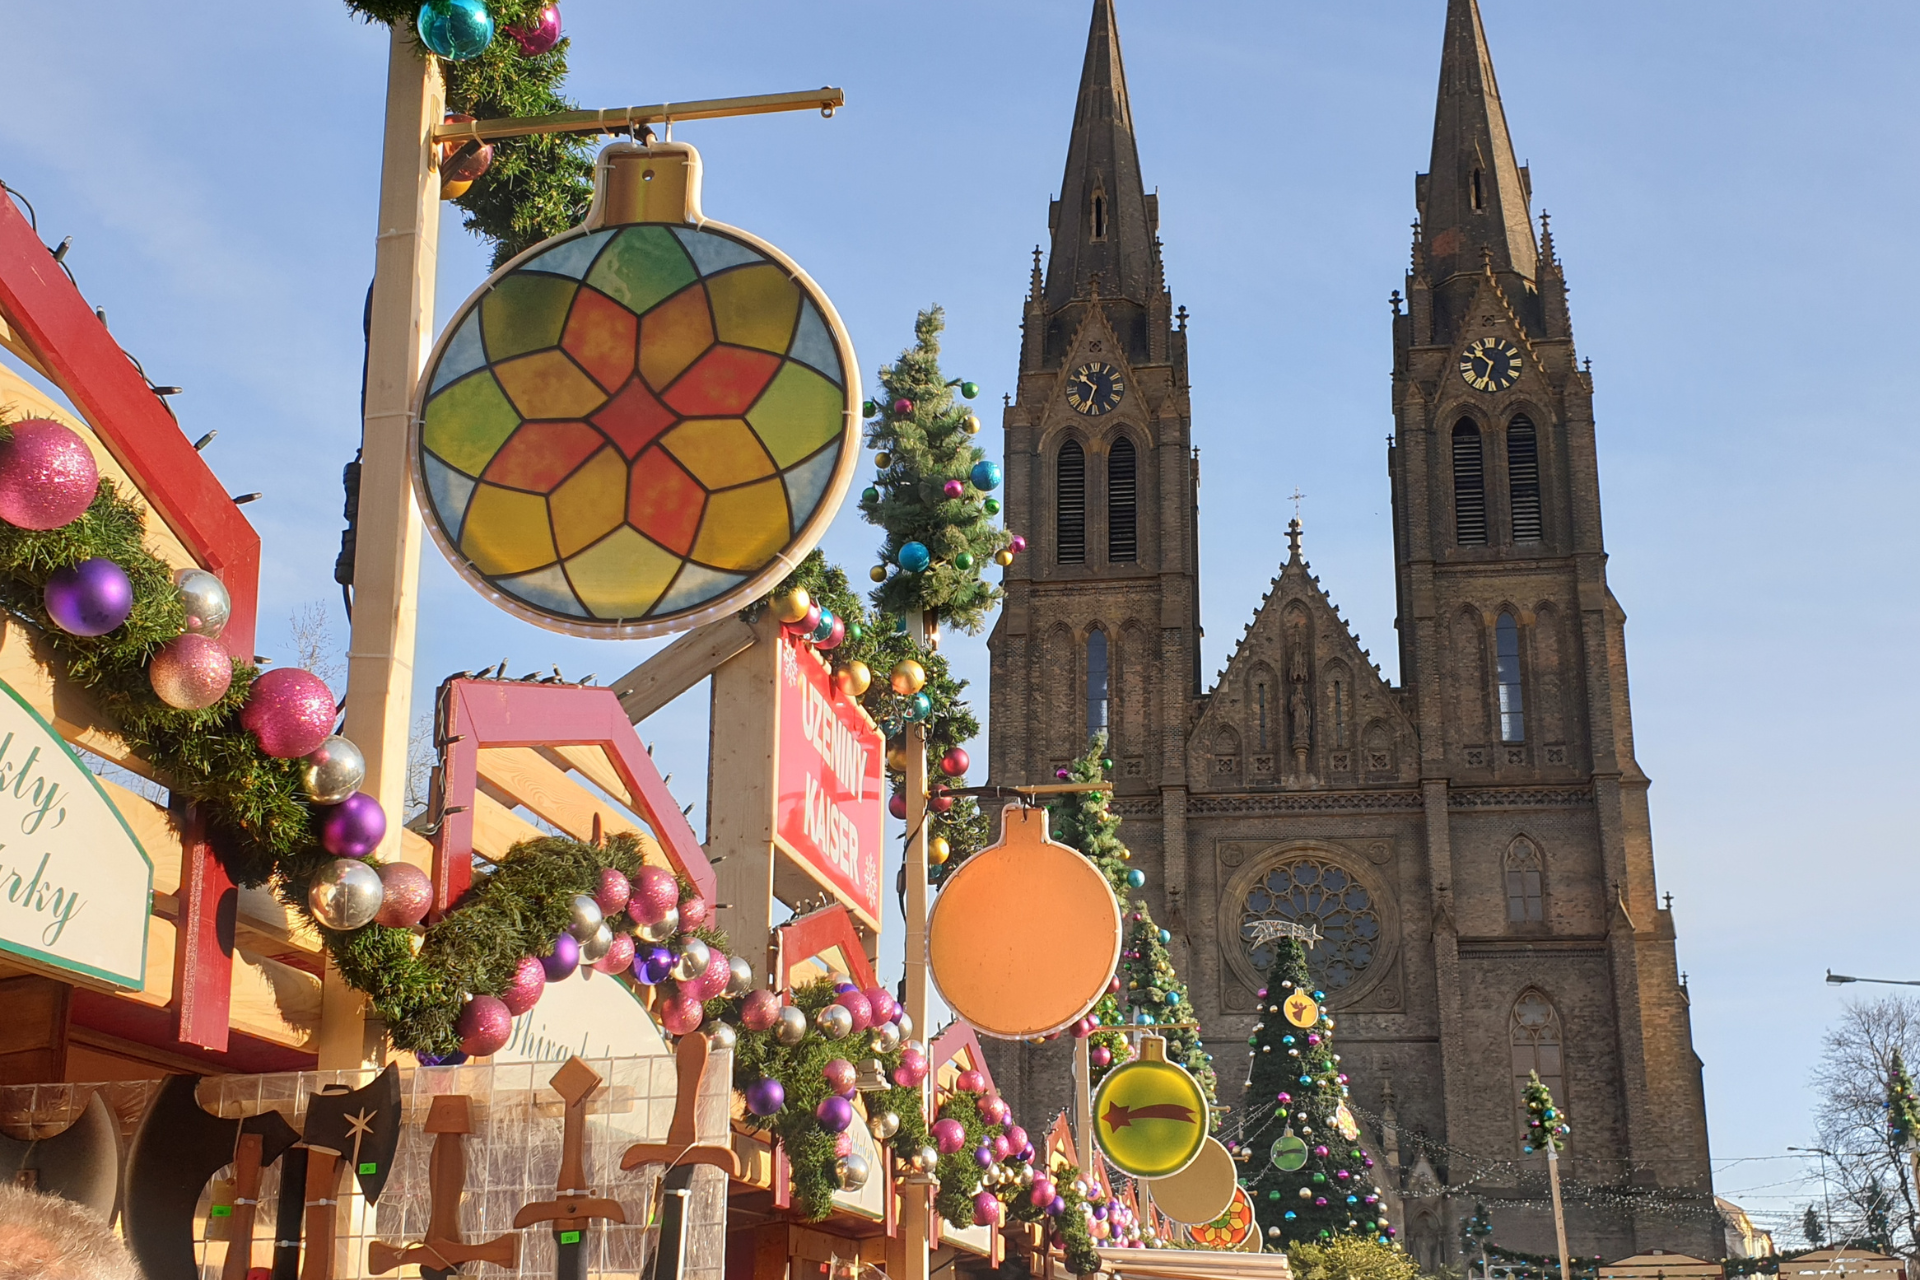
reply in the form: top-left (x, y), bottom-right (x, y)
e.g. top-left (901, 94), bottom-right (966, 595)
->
top-left (984, 0), bottom-right (1716, 1261)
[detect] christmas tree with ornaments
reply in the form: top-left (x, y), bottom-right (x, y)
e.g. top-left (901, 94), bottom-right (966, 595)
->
top-left (1239, 936), bottom-right (1393, 1249)
top-left (1112, 904), bottom-right (1219, 1109)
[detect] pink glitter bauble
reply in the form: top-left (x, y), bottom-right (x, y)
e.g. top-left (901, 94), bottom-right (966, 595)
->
top-left (457, 995), bottom-right (512, 1057)
top-left (595, 868), bottom-right (631, 917)
top-left (593, 932), bottom-right (635, 975)
top-left (659, 991), bottom-right (704, 1036)
top-left (823, 1058), bottom-right (857, 1095)
top-left (1004, 1125), bottom-right (1028, 1152)
top-left (979, 1095), bottom-right (1009, 1126)
top-left (0, 419), bottom-right (98, 531)
top-left (897, 1048), bottom-right (928, 1083)
top-left (630, 865), bottom-right (679, 925)
top-left (834, 989), bottom-right (872, 1033)
top-left (373, 861), bottom-right (432, 927)
top-left (501, 955), bottom-right (546, 1015)
top-left (241, 667), bottom-right (337, 758)
top-left (506, 3), bottom-right (562, 55)
top-left (931, 1118), bottom-right (966, 1154)
top-left (834, 1131), bottom-right (853, 1158)
top-left (956, 1069), bottom-right (986, 1094)
top-left (862, 987), bottom-right (896, 1025)
top-left (740, 989), bottom-right (781, 1031)
top-left (972, 1192), bottom-right (1002, 1226)
top-left (148, 633), bottom-right (234, 709)
top-left (1090, 1046), bottom-right (1111, 1067)
top-left (677, 893), bottom-right (710, 929)
top-left (691, 946), bottom-right (732, 1000)
top-left (991, 1134), bottom-right (1011, 1159)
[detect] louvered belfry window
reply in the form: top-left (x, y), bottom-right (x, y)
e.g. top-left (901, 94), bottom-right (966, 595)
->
top-left (1452, 420), bottom-right (1487, 546)
top-left (1107, 437), bottom-right (1137, 562)
top-left (1057, 440), bottom-right (1086, 564)
top-left (1508, 416), bottom-right (1542, 544)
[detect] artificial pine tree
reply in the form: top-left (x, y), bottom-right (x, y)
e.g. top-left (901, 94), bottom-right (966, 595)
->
top-left (1243, 938), bottom-right (1392, 1249)
top-left (1520, 1071), bottom-right (1568, 1154)
top-left (859, 309), bottom-right (1013, 632)
top-left (1888, 1048), bottom-right (1920, 1154)
top-left (1460, 1201), bottom-right (1495, 1277)
top-left (1115, 905), bottom-right (1219, 1109)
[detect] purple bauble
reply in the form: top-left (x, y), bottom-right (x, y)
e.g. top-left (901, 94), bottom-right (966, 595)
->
top-left (634, 945), bottom-right (675, 985)
top-left (318, 792), bottom-right (387, 859)
top-left (0, 419), bottom-right (99, 531)
top-left (44, 558), bottom-right (133, 637)
top-left (149, 633), bottom-right (234, 710)
top-left (746, 1076), bottom-right (786, 1117)
top-left (542, 931), bottom-right (580, 980)
top-left (974, 1145), bottom-right (993, 1167)
top-left (501, 955), bottom-right (546, 1015)
top-left (815, 1095), bottom-right (854, 1133)
top-left (943, 479), bottom-right (965, 499)
top-left (595, 868), bottom-right (631, 917)
top-left (241, 667), bottom-right (338, 758)
top-left (506, 3), bottom-right (562, 55)
top-left (373, 861), bottom-right (432, 927)
top-left (593, 932), bottom-right (635, 975)
top-left (457, 994), bottom-right (512, 1057)
top-left (415, 1049), bottom-right (468, 1067)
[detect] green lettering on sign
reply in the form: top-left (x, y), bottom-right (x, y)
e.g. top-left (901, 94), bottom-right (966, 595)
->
top-left (209, 1205), bottom-right (233, 1217)
top-left (559, 1231), bottom-right (581, 1245)
top-left (358, 1162), bottom-right (377, 1175)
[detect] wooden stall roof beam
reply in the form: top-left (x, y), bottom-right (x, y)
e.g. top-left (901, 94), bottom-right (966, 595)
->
top-left (476, 746), bottom-right (646, 846)
top-left (432, 88), bottom-right (845, 144)
top-left (610, 613), bottom-right (757, 726)
top-left (0, 191), bottom-right (260, 658)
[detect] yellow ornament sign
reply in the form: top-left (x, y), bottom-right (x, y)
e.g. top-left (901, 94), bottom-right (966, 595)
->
top-left (1091, 1037), bottom-right (1209, 1179)
top-left (1336, 1101), bottom-right (1360, 1141)
top-left (1283, 990), bottom-right (1320, 1028)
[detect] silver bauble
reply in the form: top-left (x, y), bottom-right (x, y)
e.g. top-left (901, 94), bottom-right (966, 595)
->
top-left (308, 858), bottom-right (384, 931)
top-left (726, 955), bottom-right (756, 997)
top-left (774, 1005), bottom-right (810, 1046)
top-left (580, 922), bottom-right (614, 963)
top-left (708, 1022), bottom-right (738, 1051)
top-left (1019, 1165), bottom-right (1034, 1186)
top-left (567, 894), bottom-right (604, 941)
top-left (672, 937), bottom-right (711, 983)
top-left (915, 1145), bottom-right (940, 1172)
top-left (175, 568), bottom-right (232, 639)
top-left (868, 1110), bottom-right (901, 1141)
top-left (300, 736), bottom-right (367, 805)
top-left (636, 905), bottom-right (680, 943)
top-left (836, 1153), bottom-right (871, 1192)
top-left (870, 1022), bottom-right (902, 1054)
top-left (815, 1004), bottom-right (854, 1040)
top-left (894, 1011), bottom-right (914, 1039)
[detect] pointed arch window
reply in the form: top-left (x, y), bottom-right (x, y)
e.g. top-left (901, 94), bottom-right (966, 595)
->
top-left (1510, 990), bottom-right (1565, 1151)
top-left (1508, 416), bottom-right (1542, 544)
top-left (1505, 838), bottom-right (1544, 923)
top-left (1472, 168), bottom-right (1486, 211)
top-left (1496, 612), bottom-right (1525, 743)
top-left (1107, 437), bottom-right (1138, 562)
top-left (1255, 676), bottom-right (1270, 753)
top-left (1452, 420), bottom-right (1487, 546)
top-left (1057, 440), bottom-right (1086, 564)
top-left (1087, 629), bottom-right (1109, 735)
top-left (1091, 191), bottom-right (1108, 242)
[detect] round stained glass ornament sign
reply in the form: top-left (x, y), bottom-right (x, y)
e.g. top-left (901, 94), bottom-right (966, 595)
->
top-left (412, 141), bottom-right (860, 636)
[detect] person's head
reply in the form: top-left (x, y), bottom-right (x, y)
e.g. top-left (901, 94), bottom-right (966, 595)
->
top-left (0, 1183), bottom-right (139, 1280)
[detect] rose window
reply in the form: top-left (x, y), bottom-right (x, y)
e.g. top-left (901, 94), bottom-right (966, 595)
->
top-left (1240, 857), bottom-right (1383, 992)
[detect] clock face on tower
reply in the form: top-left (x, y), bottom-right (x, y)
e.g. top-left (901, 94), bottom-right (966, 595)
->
top-left (1459, 337), bottom-right (1524, 392)
top-left (1066, 361), bottom-right (1125, 416)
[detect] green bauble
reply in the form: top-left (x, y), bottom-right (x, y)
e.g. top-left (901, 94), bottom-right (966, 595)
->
top-left (983, 498), bottom-right (1001, 516)
top-left (955, 552), bottom-right (974, 570)
top-left (960, 381), bottom-right (979, 398)
top-left (862, 486), bottom-right (879, 503)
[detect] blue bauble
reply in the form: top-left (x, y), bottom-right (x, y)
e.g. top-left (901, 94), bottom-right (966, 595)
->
top-left (1285, 1211), bottom-right (1298, 1221)
top-left (1134, 1012), bottom-right (1151, 1025)
top-left (970, 460), bottom-right (1002, 491)
top-left (907, 692), bottom-right (932, 720)
top-left (1157, 928), bottom-right (1171, 944)
top-left (417, 0), bottom-right (495, 59)
top-left (810, 607), bottom-right (837, 643)
top-left (897, 541), bottom-right (931, 572)
top-left (1166, 991), bottom-right (1181, 1006)
top-left (1125, 868), bottom-right (1146, 888)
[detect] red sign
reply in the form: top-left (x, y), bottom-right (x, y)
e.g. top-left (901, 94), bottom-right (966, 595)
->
top-left (774, 634), bottom-right (884, 925)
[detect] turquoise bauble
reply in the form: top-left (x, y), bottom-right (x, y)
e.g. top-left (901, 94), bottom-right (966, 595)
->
top-left (898, 541), bottom-right (931, 572)
top-left (970, 460), bottom-right (1002, 491)
top-left (1125, 869), bottom-right (1146, 888)
top-left (417, 0), bottom-right (495, 59)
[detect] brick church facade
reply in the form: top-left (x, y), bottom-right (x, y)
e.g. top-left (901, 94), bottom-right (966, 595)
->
top-left (983, 0), bottom-right (1717, 1261)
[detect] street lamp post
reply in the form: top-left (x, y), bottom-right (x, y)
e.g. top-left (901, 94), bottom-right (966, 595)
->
top-left (1790, 1145), bottom-right (1839, 1255)
top-left (1826, 972), bottom-right (1920, 988)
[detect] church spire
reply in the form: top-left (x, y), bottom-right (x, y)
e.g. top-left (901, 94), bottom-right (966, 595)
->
top-left (1044, 0), bottom-right (1156, 312)
top-left (1419, 0), bottom-right (1537, 285)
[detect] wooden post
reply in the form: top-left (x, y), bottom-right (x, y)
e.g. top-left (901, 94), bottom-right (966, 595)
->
top-left (322, 28), bottom-right (443, 1070)
top-left (707, 611), bottom-right (782, 986)
top-left (1546, 1144), bottom-right (1570, 1280)
top-left (1073, 1034), bottom-right (1093, 1172)
top-left (900, 611), bottom-right (933, 1280)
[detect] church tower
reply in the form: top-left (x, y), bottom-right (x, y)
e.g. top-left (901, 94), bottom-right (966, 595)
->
top-left (1389, 0), bottom-right (1714, 1250)
top-left (987, 0), bottom-right (1201, 806)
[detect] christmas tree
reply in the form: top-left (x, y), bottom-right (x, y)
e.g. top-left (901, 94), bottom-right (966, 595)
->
top-left (1888, 1048), bottom-right (1920, 1154)
top-left (858, 309), bottom-right (1013, 633)
top-left (1521, 1071), bottom-right (1567, 1154)
top-left (1115, 904), bottom-right (1219, 1110)
top-left (1242, 937), bottom-right (1392, 1249)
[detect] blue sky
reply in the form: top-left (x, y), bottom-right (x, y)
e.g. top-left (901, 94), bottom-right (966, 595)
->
top-left (1, 0), bottom-right (1914, 1240)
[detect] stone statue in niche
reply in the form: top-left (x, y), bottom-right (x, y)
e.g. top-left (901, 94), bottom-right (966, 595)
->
top-left (1289, 681), bottom-right (1312, 756)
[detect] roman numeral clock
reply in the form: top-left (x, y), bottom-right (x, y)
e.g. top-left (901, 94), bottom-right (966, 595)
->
top-left (1459, 336), bottom-right (1524, 392)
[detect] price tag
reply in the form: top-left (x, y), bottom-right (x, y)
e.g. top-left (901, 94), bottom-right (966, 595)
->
top-left (559, 1231), bottom-right (582, 1245)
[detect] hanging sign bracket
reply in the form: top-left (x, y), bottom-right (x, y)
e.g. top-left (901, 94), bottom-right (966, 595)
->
top-left (431, 87), bottom-right (846, 144)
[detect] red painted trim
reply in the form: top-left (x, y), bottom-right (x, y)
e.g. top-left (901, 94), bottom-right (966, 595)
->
top-left (428, 679), bottom-right (713, 917)
top-left (775, 904), bottom-right (876, 993)
top-left (0, 194), bottom-right (260, 656)
top-left (70, 988), bottom-right (314, 1074)
top-left (930, 1022), bottom-right (996, 1095)
top-left (169, 802), bottom-right (234, 1052)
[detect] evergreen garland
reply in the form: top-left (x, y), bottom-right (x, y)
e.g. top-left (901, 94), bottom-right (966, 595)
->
top-left (344, 1), bottom-right (594, 267)
top-left (858, 309), bottom-right (1012, 633)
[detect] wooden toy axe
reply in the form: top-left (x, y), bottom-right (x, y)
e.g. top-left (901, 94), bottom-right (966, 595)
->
top-left (213, 1110), bottom-right (300, 1280)
top-left (367, 1095), bottom-right (516, 1278)
top-left (512, 1058), bottom-right (625, 1280)
top-left (297, 1065), bottom-right (402, 1280)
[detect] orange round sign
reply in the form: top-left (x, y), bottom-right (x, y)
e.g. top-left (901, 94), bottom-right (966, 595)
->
top-left (1146, 1136), bottom-right (1238, 1225)
top-left (927, 804), bottom-right (1121, 1038)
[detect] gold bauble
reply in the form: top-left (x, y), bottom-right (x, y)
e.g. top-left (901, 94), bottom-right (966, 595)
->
top-left (875, 452), bottom-right (892, 468)
top-left (993, 549), bottom-right (1014, 566)
top-left (885, 741), bottom-right (909, 773)
top-left (930, 837), bottom-right (951, 865)
top-left (441, 178), bottom-right (473, 200)
top-left (869, 564), bottom-right (888, 583)
top-left (890, 659), bottom-right (926, 695)
top-left (834, 660), bottom-right (873, 697)
top-left (964, 414), bottom-right (981, 434)
top-left (774, 587), bottom-right (811, 624)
